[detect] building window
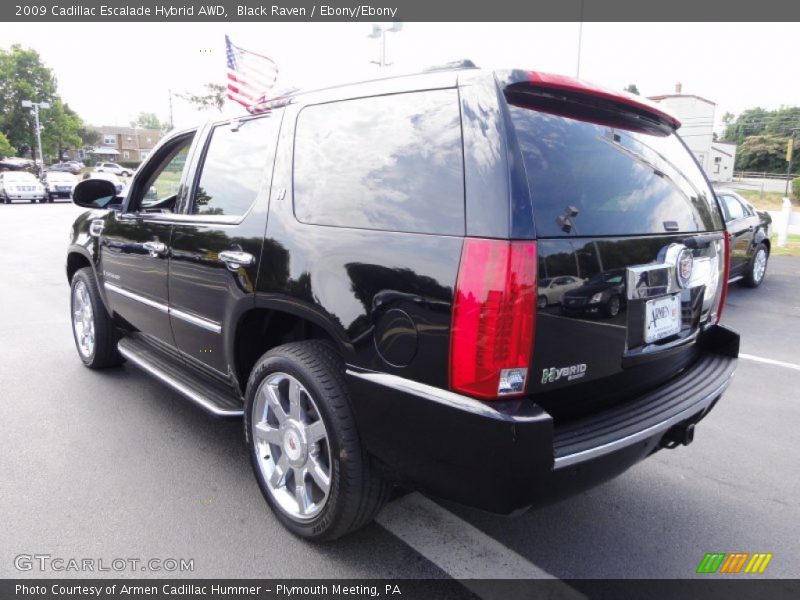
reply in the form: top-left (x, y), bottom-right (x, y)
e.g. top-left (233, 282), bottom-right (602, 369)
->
top-left (103, 134), bottom-right (116, 145)
top-left (140, 150), bottom-right (149, 160)
top-left (123, 151), bottom-right (130, 160)
top-left (146, 137), bottom-right (152, 143)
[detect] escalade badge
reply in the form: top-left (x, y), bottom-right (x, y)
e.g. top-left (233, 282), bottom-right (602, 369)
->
top-left (677, 248), bottom-right (693, 288)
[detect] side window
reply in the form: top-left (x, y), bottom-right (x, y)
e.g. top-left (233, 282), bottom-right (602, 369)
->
top-left (293, 89), bottom-right (464, 235)
top-left (136, 136), bottom-right (194, 212)
top-left (720, 194), bottom-right (744, 221)
top-left (191, 115), bottom-right (281, 217)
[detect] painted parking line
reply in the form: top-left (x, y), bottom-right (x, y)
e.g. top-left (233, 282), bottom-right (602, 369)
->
top-left (376, 493), bottom-right (584, 600)
top-left (740, 353), bottom-right (800, 372)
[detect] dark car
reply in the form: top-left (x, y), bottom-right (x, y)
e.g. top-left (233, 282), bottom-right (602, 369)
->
top-left (715, 190), bottom-right (772, 287)
top-left (561, 269), bottom-right (627, 317)
top-left (65, 67), bottom-right (738, 541)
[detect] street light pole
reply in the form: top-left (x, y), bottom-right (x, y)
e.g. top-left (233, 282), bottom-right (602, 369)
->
top-left (368, 22), bottom-right (402, 68)
top-left (21, 99), bottom-right (51, 177)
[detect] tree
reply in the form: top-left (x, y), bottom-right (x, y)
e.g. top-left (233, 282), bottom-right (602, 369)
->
top-left (42, 100), bottom-right (83, 162)
top-left (0, 45), bottom-right (58, 158)
top-left (735, 135), bottom-right (799, 174)
top-left (0, 132), bottom-right (15, 158)
top-left (130, 111), bottom-right (165, 131)
top-left (624, 84), bottom-right (640, 95)
top-left (176, 83), bottom-right (227, 113)
top-left (722, 106), bottom-right (800, 144)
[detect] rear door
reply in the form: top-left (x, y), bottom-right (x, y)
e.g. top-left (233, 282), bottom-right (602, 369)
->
top-left (501, 81), bottom-right (727, 418)
top-left (167, 112), bottom-right (283, 376)
top-left (717, 192), bottom-right (753, 277)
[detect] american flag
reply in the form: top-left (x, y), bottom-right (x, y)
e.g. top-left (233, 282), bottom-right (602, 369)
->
top-left (225, 35), bottom-right (278, 110)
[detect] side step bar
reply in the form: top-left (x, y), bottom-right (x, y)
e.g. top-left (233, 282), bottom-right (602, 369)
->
top-left (118, 337), bottom-right (244, 418)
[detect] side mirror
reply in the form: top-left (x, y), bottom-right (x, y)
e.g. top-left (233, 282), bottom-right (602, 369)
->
top-left (72, 178), bottom-right (118, 209)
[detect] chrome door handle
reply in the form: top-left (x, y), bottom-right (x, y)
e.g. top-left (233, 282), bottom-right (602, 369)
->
top-left (142, 241), bottom-right (167, 257)
top-left (218, 250), bottom-right (255, 271)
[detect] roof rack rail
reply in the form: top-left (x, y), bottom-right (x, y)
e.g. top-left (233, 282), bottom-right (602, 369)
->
top-left (423, 59), bottom-right (478, 73)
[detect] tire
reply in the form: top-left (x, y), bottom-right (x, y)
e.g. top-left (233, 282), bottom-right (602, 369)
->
top-left (70, 267), bottom-right (123, 369)
top-left (604, 294), bottom-right (621, 318)
top-left (537, 295), bottom-right (548, 310)
top-left (741, 243), bottom-right (768, 288)
top-left (245, 340), bottom-right (391, 541)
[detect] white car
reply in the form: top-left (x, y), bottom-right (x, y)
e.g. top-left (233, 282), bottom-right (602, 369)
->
top-left (0, 171), bottom-right (47, 204)
top-left (537, 275), bottom-right (586, 308)
top-left (94, 162), bottom-right (134, 177)
top-left (43, 171), bottom-right (79, 202)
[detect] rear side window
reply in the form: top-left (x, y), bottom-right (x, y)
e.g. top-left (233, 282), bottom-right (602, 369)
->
top-left (293, 89), bottom-right (464, 235)
top-left (192, 114), bottom-right (281, 217)
top-left (508, 106), bottom-right (723, 237)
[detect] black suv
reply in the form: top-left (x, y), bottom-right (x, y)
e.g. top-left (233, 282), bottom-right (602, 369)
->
top-left (66, 67), bottom-right (739, 541)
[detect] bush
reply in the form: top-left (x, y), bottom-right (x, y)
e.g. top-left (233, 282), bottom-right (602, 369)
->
top-left (118, 160), bottom-right (141, 169)
top-left (793, 177), bottom-right (800, 202)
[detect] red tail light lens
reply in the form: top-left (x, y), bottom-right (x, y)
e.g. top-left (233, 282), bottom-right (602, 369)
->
top-left (715, 232), bottom-right (731, 323)
top-left (449, 239), bottom-right (537, 399)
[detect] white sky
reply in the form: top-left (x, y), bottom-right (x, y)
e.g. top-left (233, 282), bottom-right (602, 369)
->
top-left (1, 22), bottom-right (798, 132)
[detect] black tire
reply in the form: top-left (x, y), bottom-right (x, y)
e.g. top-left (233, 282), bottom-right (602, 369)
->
top-left (70, 267), bottom-right (123, 369)
top-left (537, 295), bottom-right (547, 310)
top-left (244, 340), bottom-right (391, 541)
top-left (48, 195), bottom-right (54, 203)
top-left (741, 243), bottom-right (768, 288)
top-left (604, 294), bottom-right (621, 318)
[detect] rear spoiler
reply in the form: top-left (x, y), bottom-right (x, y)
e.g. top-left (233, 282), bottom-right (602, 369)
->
top-left (497, 69), bottom-right (681, 136)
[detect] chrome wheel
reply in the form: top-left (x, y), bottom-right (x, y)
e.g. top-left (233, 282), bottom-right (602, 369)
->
top-left (72, 280), bottom-right (95, 358)
top-left (252, 372), bottom-right (331, 521)
top-left (753, 248), bottom-right (767, 283)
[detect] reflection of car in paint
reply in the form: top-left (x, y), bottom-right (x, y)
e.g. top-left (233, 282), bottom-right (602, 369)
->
top-left (715, 190), bottom-right (772, 288)
top-left (537, 275), bottom-right (585, 308)
top-left (560, 269), bottom-right (627, 317)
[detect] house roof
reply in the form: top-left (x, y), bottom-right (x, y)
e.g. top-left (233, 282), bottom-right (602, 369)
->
top-left (90, 147), bottom-right (120, 155)
top-left (647, 94), bottom-right (717, 106)
top-left (711, 145), bottom-right (733, 158)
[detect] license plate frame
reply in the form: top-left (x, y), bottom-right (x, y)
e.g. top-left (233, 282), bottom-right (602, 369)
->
top-left (644, 294), bottom-right (682, 343)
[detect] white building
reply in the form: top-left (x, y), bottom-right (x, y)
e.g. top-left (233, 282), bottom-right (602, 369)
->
top-left (649, 84), bottom-right (736, 183)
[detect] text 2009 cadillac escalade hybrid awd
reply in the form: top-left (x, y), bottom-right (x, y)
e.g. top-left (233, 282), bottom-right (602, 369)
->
top-left (66, 66), bottom-right (739, 541)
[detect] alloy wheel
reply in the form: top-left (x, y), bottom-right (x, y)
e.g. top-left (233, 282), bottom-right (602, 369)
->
top-left (72, 280), bottom-right (95, 358)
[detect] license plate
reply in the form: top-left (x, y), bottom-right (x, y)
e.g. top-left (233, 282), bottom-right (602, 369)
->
top-left (644, 294), bottom-right (682, 343)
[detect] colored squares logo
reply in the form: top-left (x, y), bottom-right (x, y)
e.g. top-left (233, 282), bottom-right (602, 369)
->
top-left (697, 552), bottom-right (773, 574)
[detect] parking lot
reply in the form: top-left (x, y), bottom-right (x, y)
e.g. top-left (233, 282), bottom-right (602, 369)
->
top-left (1, 202), bottom-right (798, 584)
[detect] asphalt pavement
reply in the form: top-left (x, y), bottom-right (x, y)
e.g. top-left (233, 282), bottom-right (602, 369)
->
top-left (1, 202), bottom-right (798, 585)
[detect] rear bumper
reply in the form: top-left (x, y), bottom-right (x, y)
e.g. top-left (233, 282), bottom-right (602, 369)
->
top-left (346, 325), bottom-right (739, 514)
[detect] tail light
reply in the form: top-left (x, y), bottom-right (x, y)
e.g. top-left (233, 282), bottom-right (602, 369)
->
top-left (714, 232), bottom-right (731, 323)
top-left (449, 239), bottom-right (537, 399)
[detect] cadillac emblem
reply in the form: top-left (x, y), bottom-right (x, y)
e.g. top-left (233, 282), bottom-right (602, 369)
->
top-left (676, 248), bottom-right (693, 288)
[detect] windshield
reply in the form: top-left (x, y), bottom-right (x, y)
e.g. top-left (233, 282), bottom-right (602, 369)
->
top-left (47, 173), bottom-right (77, 182)
top-left (5, 173), bottom-right (37, 182)
top-left (586, 270), bottom-right (625, 285)
top-left (507, 105), bottom-right (724, 238)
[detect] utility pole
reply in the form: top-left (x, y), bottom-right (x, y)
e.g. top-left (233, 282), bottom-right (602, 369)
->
top-left (576, 0), bottom-right (585, 78)
top-left (168, 89), bottom-right (175, 130)
top-left (785, 128), bottom-right (799, 197)
top-left (21, 99), bottom-right (50, 177)
top-left (368, 22), bottom-right (402, 68)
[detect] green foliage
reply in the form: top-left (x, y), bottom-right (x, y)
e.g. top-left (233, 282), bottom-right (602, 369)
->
top-left (0, 131), bottom-right (15, 158)
top-left (793, 178), bottom-right (800, 202)
top-left (0, 44), bottom-right (58, 158)
top-left (722, 106), bottom-right (800, 144)
top-left (130, 111), bottom-right (166, 132)
top-left (735, 135), bottom-right (799, 173)
top-left (176, 83), bottom-right (227, 113)
top-left (623, 84), bottom-right (640, 95)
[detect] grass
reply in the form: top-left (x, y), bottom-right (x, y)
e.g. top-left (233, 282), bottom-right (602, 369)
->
top-left (770, 234), bottom-right (800, 257)
top-left (737, 190), bottom-right (796, 212)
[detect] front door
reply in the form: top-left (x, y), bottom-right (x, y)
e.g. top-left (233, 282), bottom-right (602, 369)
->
top-left (100, 132), bottom-right (197, 347)
top-left (718, 193), bottom-right (752, 278)
top-left (168, 112), bottom-right (284, 376)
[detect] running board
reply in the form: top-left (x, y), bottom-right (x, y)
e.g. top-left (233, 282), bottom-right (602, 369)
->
top-left (118, 337), bottom-right (244, 418)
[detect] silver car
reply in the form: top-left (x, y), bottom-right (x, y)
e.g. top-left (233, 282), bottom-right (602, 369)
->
top-left (0, 171), bottom-right (47, 203)
top-left (43, 171), bottom-right (80, 202)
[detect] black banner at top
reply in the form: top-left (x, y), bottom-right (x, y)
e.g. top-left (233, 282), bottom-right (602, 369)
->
top-left (2, 0), bottom-right (800, 22)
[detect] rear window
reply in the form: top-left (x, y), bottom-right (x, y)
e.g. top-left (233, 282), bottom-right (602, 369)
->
top-left (508, 106), bottom-right (723, 237)
top-left (293, 89), bottom-right (464, 235)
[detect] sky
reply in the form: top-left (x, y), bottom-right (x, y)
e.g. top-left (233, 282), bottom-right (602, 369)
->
top-left (0, 22), bottom-right (798, 133)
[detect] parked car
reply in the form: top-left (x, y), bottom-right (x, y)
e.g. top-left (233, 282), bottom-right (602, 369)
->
top-left (94, 162), bottom-right (134, 177)
top-left (715, 190), bottom-right (772, 287)
top-left (82, 170), bottom-right (124, 195)
top-left (537, 275), bottom-right (585, 308)
top-left (66, 67), bottom-right (739, 541)
top-left (561, 269), bottom-right (628, 318)
top-left (43, 171), bottom-right (79, 202)
top-left (0, 171), bottom-right (47, 203)
top-left (49, 162), bottom-right (83, 175)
